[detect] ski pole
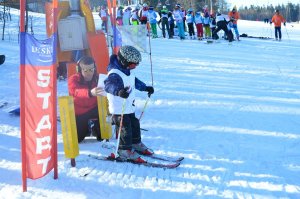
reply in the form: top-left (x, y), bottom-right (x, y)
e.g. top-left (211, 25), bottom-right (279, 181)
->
top-left (139, 97), bottom-right (150, 121)
top-left (113, 98), bottom-right (126, 159)
top-left (284, 25), bottom-right (290, 42)
top-left (269, 23), bottom-right (273, 38)
top-left (147, 24), bottom-right (154, 87)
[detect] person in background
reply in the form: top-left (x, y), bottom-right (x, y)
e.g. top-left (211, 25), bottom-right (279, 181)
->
top-left (186, 8), bottom-right (195, 39)
top-left (181, 6), bottom-right (187, 32)
top-left (123, 7), bottom-right (132, 25)
top-left (160, 5), bottom-right (171, 38)
top-left (228, 6), bottom-right (240, 41)
top-left (99, 5), bottom-right (108, 32)
top-left (194, 11), bottom-right (204, 40)
top-left (203, 9), bottom-right (211, 39)
top-left (270, 9), bottom-right (286, 41)
top-left (139, 3), bottom-right (149, 25)
top-left (147, 6), bottom-right (158, 38)
top-left (104, 45), bottom-right (154, 163)
top-left (68, 56), bottom-right (103, 143)
top-left (116, 5), bottom-right (124, 25)
top-left (226, 18), bottom-right (235, 42)
top-left (131, 7), bottom-right (140, 25)
top-left (210, 13), bottom-right (216, 35)
top-left (168, 11), bottom-right (175, 38)
top-left (173, 4), bottom-right (185, 40)
top-left (212, 11), bottom-right (233, 42)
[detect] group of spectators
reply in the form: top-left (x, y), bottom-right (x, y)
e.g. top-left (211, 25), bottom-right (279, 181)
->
top-left (99, 3), bottom-right (287, 42)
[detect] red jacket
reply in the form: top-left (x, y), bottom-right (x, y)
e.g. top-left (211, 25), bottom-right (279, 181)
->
top-left (68, 73), bottom-right (98, 116)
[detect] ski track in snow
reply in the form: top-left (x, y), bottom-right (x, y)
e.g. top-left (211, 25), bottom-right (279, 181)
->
top-left (0, 7), bottom-right (300, 199)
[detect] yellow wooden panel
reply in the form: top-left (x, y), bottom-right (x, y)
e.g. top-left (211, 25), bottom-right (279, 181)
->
top-left (58, 96), bottom-right (79, 158)
top-left (97, 96), bottom-right (112, 139)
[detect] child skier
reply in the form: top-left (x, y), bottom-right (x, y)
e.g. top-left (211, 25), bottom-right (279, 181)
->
top-left (194, 11), bottom-right (204, 40)
top-left (131, 7), bottom-right (140, 25)
top-left (147, 6), bottom-right (158, 38)
top-left (186, 8), bottom-right (196, 39)
top-left (203, 10), bottom-right (211, 39)
top-left (104, 45), bottom-right (154, 163)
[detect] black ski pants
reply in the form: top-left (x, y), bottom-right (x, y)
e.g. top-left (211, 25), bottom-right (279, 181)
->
top-left (212, 21), bottom-right (233, 42)
top-left (187, 23), bottom-right (195, 36)
top-left (76, 106), bottom-right (100, 143)
top-left (275, 27), bottom-right (282, 39)
top-left (161, 17), bottom-right (170, 38)
top-left (113, 113), bottom-right (141, 150)
top-left (169, 23), bottom-right (175, 37)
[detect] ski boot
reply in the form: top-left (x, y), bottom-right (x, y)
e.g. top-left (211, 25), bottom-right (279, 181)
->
top-left (132, 142), bottom-right (154, 155)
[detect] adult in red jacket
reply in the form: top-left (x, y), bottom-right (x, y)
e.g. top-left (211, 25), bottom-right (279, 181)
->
top-left (68, 56), bottom-right (103, 143)
top-left (271, 10), bottom-right (286, 41)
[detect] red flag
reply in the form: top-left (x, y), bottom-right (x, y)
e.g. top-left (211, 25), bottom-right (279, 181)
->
top-left (21, 33), bottom-right (57, 179)
top-left (20, 0), bottom-right (58, 192)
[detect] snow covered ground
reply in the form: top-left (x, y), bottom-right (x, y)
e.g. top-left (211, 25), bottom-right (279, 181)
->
top-left (1, 7), bottom-right (300, 199)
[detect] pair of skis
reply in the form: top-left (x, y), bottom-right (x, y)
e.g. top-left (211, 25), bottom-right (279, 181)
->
top-left (77, 153), bottom-right (183, 177)
top-left (88, 152), bottom-right (184, 170)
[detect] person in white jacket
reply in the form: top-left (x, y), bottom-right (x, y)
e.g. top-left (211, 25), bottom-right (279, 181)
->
top-left (104, 46), bottom-right (155, 163)
top-left (212, 12), bottom-right (233, 42)
top-left (123, 7), bottom-right (132, 25)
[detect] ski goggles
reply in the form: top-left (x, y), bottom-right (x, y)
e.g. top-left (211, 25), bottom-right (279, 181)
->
top-left (81, 67), bottom-right (95, 73)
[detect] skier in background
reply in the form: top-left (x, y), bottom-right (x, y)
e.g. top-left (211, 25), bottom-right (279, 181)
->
top-left (99, 5), bottom-right (108, 32)
top-left (123, 7), bottom-right (132, 25)
top-left (173, 4), bottom-right (185, 40)
top-left (116, 5), bottom-right (124, 25)
top-left (104, 46), bottom-right (154, 163)
top-left (181, 6), bottom-right (187, 32)
top-left (139, 3), bottom-right (149, 25)
top-left (210, 13), bottom-right (216, 35)
top-left (228, 6), bottom-right (240, 41)
top-left (168, 11), bottom-right (175, 38)
top-left (186, 8), bottom-right (195, 39)
top-left (131, 7), bottom-right (140, 25)
top-left (212, 11), bottom-right (233, 42)
top-left (203, 8), bottom-right (211, 39)
top-left (270, 9), bottom-right (286, 41)
top-left (194, 11), bottom-right (204, 40)
top-left (147, 6), bottom-right (158, 38)
top-left (160, 5), bottom-right (171, 38)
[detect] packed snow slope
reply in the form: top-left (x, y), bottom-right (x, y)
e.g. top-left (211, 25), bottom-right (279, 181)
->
top-left (0, 7), bottom-right (300, 199)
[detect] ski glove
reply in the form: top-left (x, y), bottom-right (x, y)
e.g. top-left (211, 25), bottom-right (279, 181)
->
top-left (145, 86), bottom-right (154, 97)
top-left (118, 87), bottom-right (130, 99)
